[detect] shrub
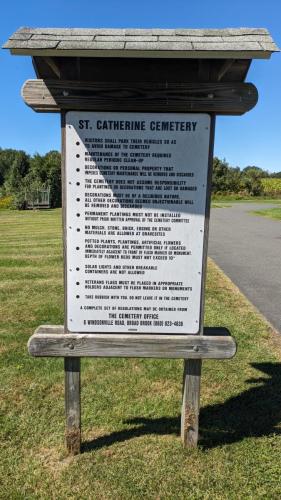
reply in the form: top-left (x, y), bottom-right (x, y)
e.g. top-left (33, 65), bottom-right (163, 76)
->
top-left (0, 196), bottom-right (13, 209)
top-left (261, 178), bottom-right (281, 196)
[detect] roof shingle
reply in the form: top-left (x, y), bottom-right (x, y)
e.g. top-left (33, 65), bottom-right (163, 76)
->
top-left (3, 27), bottom-right (279, 59)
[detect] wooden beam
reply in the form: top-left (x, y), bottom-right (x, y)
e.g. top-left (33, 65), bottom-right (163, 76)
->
top-left (44, 57), bottom-right (61, 78)
top-left (27, 326), bottom-right (236, 359)
top-left (22, 79), bottom-right (258, 115)
top-left (198, 60), bottom-right (210, 82)
top-left (11, 48), bottom-right (273, 59)
top-left (217, 59), bottom-right (235, 81)
top-left (32, 57), bottom-right (61, 80)
top-left (26, 57), bottom-right (255, 84)
top-left (32, 57), bottom-right (40, 79)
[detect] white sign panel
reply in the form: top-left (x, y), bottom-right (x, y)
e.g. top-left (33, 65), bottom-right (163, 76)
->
top-left (65, 112), bottom-right (210, 334)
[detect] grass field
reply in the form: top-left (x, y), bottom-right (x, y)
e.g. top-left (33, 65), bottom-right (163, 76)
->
top-left (211, 196), bottom-right (281, 204)
top-left (211, 198), bottom-right (281, 211)
top-left (1, 209), bottom-right (281, 499)
top-left (211, 203), bottom-right (231, 209)
top-left (251, 207), bottom-right (281, 221)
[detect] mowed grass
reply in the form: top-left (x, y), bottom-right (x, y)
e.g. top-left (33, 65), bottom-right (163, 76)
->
top-left (1, 209), bottom-right (281, 499)
top-left (212, 196), bottom-right (281, 204)
top-left (211, 203), bottom-right (231, 208)
top-left (251, 207), bottom-right (281, 221)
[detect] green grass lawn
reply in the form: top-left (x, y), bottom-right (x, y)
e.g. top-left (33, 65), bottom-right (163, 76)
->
top-left (211, 198), bottom-right (281, 209)
top-left (212, 196), bottom-right (281, 204)
top-left (251, 207), bottom-right (281, 221)
top-left (211, 203), bottom-right (231, 208)
top-left (1, 209), bottom-right (281, 499)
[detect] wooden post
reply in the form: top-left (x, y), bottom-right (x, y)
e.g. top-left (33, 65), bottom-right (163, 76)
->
top-left (61, 112), bottom-right (81, 454)
top-left (181, 359), bottom-right (202, 447)
top-left (64, 357), bottom-right (81, 454)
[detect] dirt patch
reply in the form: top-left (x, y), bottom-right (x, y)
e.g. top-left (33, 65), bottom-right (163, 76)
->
top-left (65, 427), bottom-right (81, 455)
top-left (0, 345), bottom-right (9, 355)
top-left (35, 446), bottom-right (74, 477)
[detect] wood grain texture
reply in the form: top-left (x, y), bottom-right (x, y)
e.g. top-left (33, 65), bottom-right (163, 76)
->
top-left (31, 57), bottom-right (251, 84)
top-left (21, 79), bottom-right (258, 115)
top-left (181, 359), bottom-right (202, 447)
top-left (64, 358), bottom-right (81, 454)
top-left (11, 48), bottom-right (274, 59)
top-left (27, 327), bottom-right (237, 359)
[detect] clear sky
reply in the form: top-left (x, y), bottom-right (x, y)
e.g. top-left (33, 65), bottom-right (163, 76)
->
top-left (0, 0), bottom-right (280, 172)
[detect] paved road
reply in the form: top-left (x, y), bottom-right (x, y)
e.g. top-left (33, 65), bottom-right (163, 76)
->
top-left (208, 203), bottom-right (281, 333)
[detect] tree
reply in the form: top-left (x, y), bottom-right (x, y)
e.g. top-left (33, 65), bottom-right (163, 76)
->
top-left (24, 176), bottom-right (47, 208)
top-left (25, 150), bottom-right (61, 208)
top-left (224, 166), bottom-right (242, 193)
top-left (212, 157), bottom-right (230, 192)
top-left (0, 148), bottom-right (26, 188)
top-left (0, 148), bottom-right (62, 209)
top-left (29, 153), bottom-right (47, 183)
top-left (43, 151), bottom-right (61, 208)
top-left (212, 157), bottom-right (242, 194)
top-left (243, 165), bottom-right (269, 177)
top-left (270, 171), bottom-right (281, 179)
top-left (241, 167), bottom-right (264, 196)
top-left (4, 151), bottom-right (30, 208)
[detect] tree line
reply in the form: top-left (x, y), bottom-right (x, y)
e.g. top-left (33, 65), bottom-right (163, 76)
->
top-left (210, 158), bottom-right (280, 196)
top-left (0, 148), bottom-right (280, 209)
top-left (0, 148), bottom-right (61, 208)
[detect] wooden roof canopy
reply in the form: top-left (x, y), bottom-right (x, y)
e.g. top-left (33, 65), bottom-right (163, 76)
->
top-left (3, 27), bottom-right (279, 115)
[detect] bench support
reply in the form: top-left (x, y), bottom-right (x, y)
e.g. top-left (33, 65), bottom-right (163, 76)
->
top-left (28, 325), bottom-right (236, 454)
top-left (65, 357), bottom-right (81, 454)
top-left (181, 359), bottom-right (202, 447)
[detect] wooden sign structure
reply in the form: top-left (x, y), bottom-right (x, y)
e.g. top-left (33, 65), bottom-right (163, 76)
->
top-left (4, 27), bottom-right (279, 454)
top-left (65, 111), bottom-right (211, 335)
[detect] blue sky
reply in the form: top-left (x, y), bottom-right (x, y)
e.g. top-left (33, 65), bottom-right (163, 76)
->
top-left (0, 0), bottom-right (280, 172)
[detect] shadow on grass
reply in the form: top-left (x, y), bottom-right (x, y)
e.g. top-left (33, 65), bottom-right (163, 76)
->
top-left (82, 362), bottom-right (281, 453)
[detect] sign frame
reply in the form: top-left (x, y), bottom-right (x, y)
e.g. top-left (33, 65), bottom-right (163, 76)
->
top-left (64, 111), bottom-right (213, 336)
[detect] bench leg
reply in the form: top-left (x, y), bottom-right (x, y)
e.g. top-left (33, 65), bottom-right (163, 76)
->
top-left (64, 357), bottom-right (81, 454)
top-left (181, 359), bottom-right (202, 447)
